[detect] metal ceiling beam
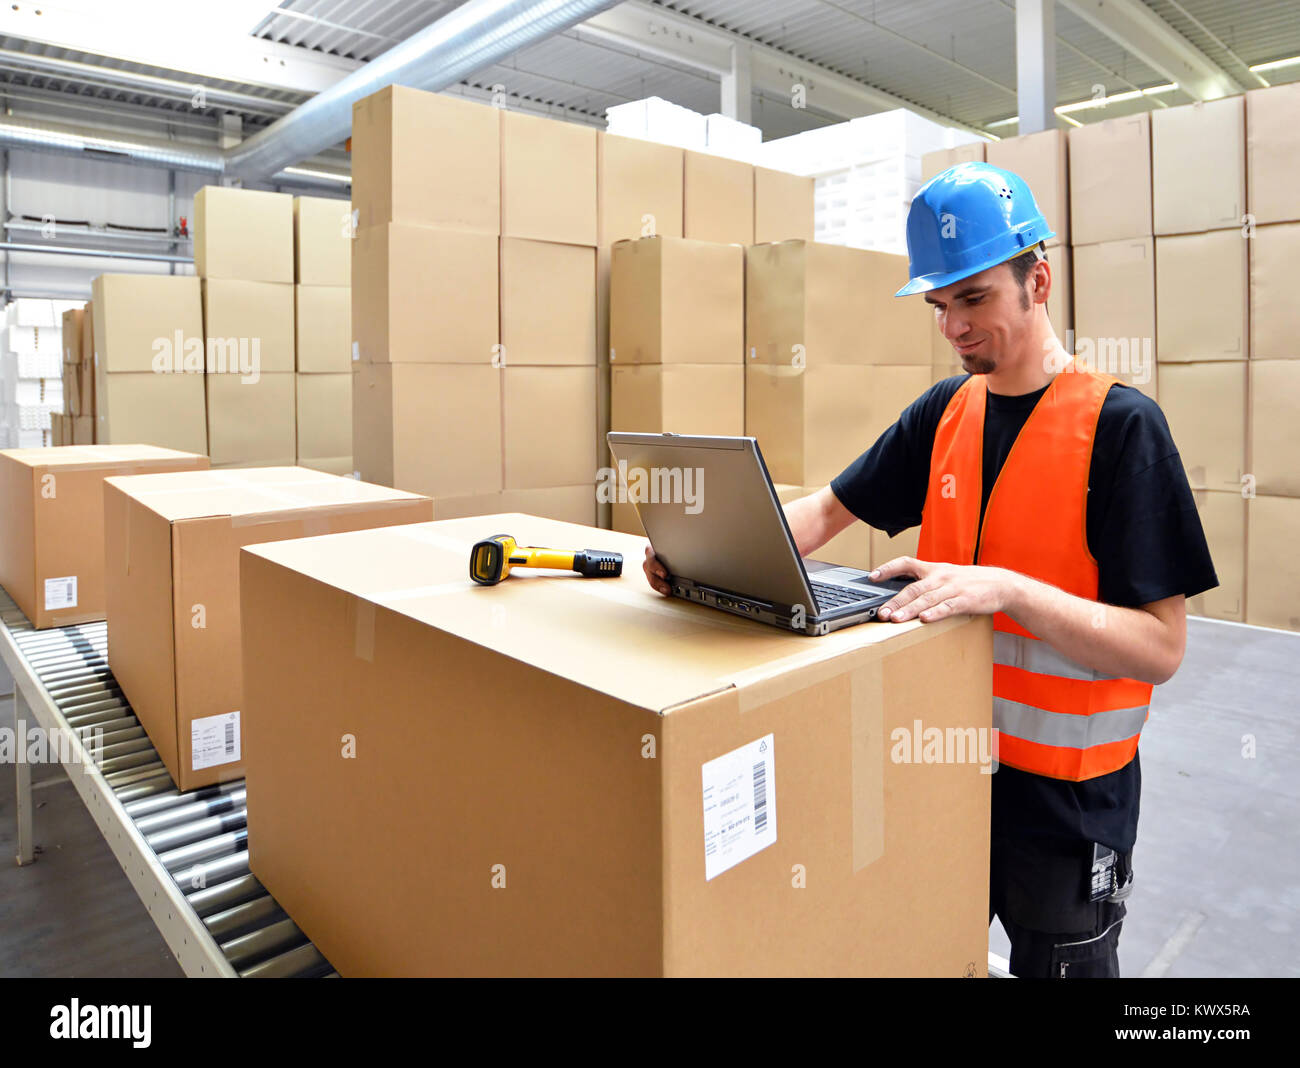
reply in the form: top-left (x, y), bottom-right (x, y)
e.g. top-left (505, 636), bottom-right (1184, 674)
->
top-left (1060, 0), bottom-right (1242, 100)
top-left (1016, 0), bottom-right (1057, 134)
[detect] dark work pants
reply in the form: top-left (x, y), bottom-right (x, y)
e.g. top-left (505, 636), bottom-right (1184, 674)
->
top-left (989, 833), bottom-right (1129, 979)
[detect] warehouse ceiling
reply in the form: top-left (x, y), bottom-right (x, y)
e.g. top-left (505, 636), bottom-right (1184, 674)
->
top-left (0, 0), bottom-right (1296, 146)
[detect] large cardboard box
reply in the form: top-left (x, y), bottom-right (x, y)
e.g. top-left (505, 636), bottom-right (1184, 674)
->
top-left (1072, 238), bottom-right (1157, 398)
top-left (1046, 245), bottom-right (1072, 347)
top-left (1157, 361), bottom-right (1246, 492)
top-left (62, 307), bottom-right (83, 365)
top-left (353, 362), bottom-right (503, 498)
top-left (1152, 97), bottom-right (1245, 235)
top-left (238, 514), bottom-right (993, 976)
top-left (770, 483), bottom-right (872, 571)
top-left (202, 280), bottom-right (295, 374)
top-left (1067, 113), bottom-right (1152, 246)
top-left (920, 143), bottom-right (985, 183)
top-left (296, 372), bottom-right (352, 476)
top-left (72, 416), bottom-right (93, 445)
top-left (104, 467), bottom-right (432, 791)
top-left (91, 274), bottom-right (202, 373)
top-left (293, 196), bottom-right (351, 286)
top-left (985, 129), bottom-right (1069, 247)
top-left (352, 224), bottom-right (498, 364)
top-left (503, 366), bottom-right (597, 490)
top-left (500, 239), bottom-right (596, 366)
top-left (77, 358), bottom-right (96, 423)
top-left (430, 486), bottom-right (597, 526)
top-left (746, 364), bottom-right (930, 487)
top-left (351, 86), bottom-right (500, 234)
top-left (295, 285), bottom-right (351, 373)
top-left (1155, 231), bottom-right (1247, 361)
top-left (63, 360), bottom-right (81, 417)
top-left (1246, 82), bottom-right (1300, 225)
top-left (597, 132), bottom-right (684, 245)
top-left (610, 364), bottom-right (744, 438)
top-left (1249, 360), bottom-right (1300, 498)
top-left (95, 373), bottom-right (207, 455)
top-left (684, 151), bottom-right (755, 245)
top-left (0, 445), bottom-right (207, 629)
top-left (1249, 222), bottom-right (1300, 360)
top-left (193, 186), bottom-right (294, 283)
top-left (610, 237), bottom-right (743, 364)
top-left (1186, 489), bottom-right (1244, 623)
top-left (501, 110), bottom-right (597, 246)
top-left (206, 372), bottom-right (296, 468)
top-left (1246, 496), bottom-right (1300, 632)
top-left (753, 167), bottom-right (814, 244)
top-left (746, 241), bottom-right (928, 366)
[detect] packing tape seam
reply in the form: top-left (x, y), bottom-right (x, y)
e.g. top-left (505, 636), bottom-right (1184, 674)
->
top-left (353, 598), bottom-right (376, 663)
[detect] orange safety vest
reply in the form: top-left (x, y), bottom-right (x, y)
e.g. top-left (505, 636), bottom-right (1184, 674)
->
top-left (917, 361), bottom-right (1153, 781)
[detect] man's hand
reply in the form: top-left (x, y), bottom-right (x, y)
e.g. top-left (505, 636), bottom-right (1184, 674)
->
top-left (870, 556), bottom-right (1022, 622)
top-left (643, 544), bottom-right (671, 596)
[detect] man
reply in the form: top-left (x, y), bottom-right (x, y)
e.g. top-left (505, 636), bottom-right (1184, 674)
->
top-left (643, 162), bottom-right (1217, 978)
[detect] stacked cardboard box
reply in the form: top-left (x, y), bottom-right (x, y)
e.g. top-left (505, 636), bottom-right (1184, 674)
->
top-left (1, 299), bottom-right (71, 448)
top-left (293, 195), bottom-right (353, 475)
top-left (194, 186), bottom-right (297, 468)
top-left (608, 236), bottom-right (744, 533)
top-left (1244, 83), bottom-right (1300, 632)
top-left (742, 240), bottom-right (930, 567)
top-left (91, 275), bottom-right (208, 455)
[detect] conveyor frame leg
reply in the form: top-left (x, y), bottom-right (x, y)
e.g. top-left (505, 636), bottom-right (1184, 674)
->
top-left (13, 688), bottom-right (34, 866)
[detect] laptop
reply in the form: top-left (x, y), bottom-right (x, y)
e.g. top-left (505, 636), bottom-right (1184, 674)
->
top-left (606, 432), bottom-right (914, 636)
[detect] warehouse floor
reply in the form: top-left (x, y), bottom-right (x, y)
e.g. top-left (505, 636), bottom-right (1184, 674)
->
top-left (1, 616), bottom-right (1296, 979)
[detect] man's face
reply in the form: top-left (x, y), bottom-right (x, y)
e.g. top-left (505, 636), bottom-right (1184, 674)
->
top-left (923, 260), bottom-right (1042, 375)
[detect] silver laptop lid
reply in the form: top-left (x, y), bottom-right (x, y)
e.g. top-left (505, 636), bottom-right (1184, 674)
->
top-left (606, 432), bottom-right (817, 612)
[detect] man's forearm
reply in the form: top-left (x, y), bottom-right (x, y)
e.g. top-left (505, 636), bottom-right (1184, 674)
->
top-left (1003, 573), bottom-right (1183, 686)
top-left (783, 487), bottom-right (853, 557)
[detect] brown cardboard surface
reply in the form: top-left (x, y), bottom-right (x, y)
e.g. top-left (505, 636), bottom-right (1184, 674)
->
top-left (597, 132), bottom-right (683, 245)
top-left (206, 372), bottom-right (296, 468)
top-left (684, 151), bottom-right (755, 245)
top-left (193, 186), bottom-right (294, 283)
top-left (595, 245), bottom-right (612, 529)
top-left (295, 285), bottom-right (351, 373)
top-left (430, 485), bottom-right (597, 526)
top-left (81, 298), bottom-right (94, 365)
top-left (610, 363), bottom-right (744, 438)
top-left (62, 307), bottom-right (83, 365)
top-left (1152, 97), bottom-right (1245, 235)
top-left (91, 274), bottom-right (202, 374)
top-left (1249, 360), bottom-right (1300, 497)
top-left (297, 372), bottom-right (351, 474)
top-left (1186, 489), bottom-right (1245, 623)
top-left (0, 446), bottom-right (206, 629)
top-left (610, 237), bottom-right (743, 364)
top-left (293, 195), bottom-right (351, 286)
top-left (501, 110), bottom-right (597, 246)
top-left (96, 372), bottom-right (208, 455)
top-left (77, 359), bottom-right (96, 422)
top-left (351, 86), bottom-right (499, 234)
top-left (239, 514), bottom-right (991, 975)
top-left (202, 280), bottom-right (295, 374)
top-left (1157, 361), bottom-right (1246, 491)
top-left (920, 143), bottom-right (986, 183)
top-left (500, 239), bottom-right (596, 366)
top-left (1046, 245), bottom-right (1072, 346)
top-left (1067, 113), bottom-right (1152, 245)
top-left (352, 223), bottom-right (498, 364)
top-left (1245, 495), bottom-right (1300, 631)
top-left (783, 484), bottom-right (873, 570)
top-left (352, 362), bottom-right (503, 497)
top-left (746, 364), bottom-right (929, 486)
top-left (1246, 83), bottom-right (1300, 225)
top-left (72, 416), bottom-right (94, 445)
top-left (1248, 222), bottom-right (1300, 359)
top-left (503, 366), bottom-right (597, 490)
top-left (1072, 238), bottom-right (1157, 398)
top-left (1155, 231), bottom-right (1247, 361)
top-left (985, 129), bottom-right (1069, 247)
top-left (64, 361), bottom-right (81, 417)
top-left (753, 167), bottom-right (814, 244)
top-left (104, 467), bottom-right (432, 791)
top-left (746, 241), bottom-right (928, 366)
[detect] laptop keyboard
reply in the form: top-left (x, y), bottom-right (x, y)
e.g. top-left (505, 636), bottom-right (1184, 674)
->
top-left (811, 581), bottom-right (874, 613)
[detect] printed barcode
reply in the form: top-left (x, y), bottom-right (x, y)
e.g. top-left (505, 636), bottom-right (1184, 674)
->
top-left (224, 721), bottom-right (235, 755)
top-left (752, 761), bottom-right (768, 834)
top-left (65, 582), bottom-right (74, 601)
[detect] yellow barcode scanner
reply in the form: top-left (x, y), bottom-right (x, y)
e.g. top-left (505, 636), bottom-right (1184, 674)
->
top-left (470, 533), bottom-right (623, 586)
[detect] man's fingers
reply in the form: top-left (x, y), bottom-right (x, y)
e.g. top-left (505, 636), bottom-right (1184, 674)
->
top-left (870, 555), bottom-right (926, 581)
top-left (891, 584), bottom-right (957, 621)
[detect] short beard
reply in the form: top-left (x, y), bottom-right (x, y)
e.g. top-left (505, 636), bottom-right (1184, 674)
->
top-left (961, 351), bottom-right (997, 375)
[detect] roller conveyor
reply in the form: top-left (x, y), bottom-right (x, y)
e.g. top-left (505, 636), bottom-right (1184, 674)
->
top-left (0, 587), bottom-right (335, 978)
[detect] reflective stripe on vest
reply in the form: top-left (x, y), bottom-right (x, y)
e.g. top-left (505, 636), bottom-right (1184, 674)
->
top-left (917, 362), bottom-right (1154, 782)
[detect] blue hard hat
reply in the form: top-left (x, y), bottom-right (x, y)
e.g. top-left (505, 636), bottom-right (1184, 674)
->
top-left (895, 161), bottom-right (1055, 296)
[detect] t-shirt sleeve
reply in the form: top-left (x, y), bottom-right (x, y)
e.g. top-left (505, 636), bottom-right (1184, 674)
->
top-left (829, 375), bottom-right (965, 537)
top-left (1091, 385), bottom-right (1219, 608)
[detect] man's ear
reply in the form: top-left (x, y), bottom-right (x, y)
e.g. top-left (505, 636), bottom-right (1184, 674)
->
top-left (1033, 258), bottom-right (1053, 306)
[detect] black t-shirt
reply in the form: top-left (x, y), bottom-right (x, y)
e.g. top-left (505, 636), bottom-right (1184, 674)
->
top-left (830, 373), bottom-right (1218, 854)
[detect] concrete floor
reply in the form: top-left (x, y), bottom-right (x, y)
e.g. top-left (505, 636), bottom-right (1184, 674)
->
top-left (2, 618), bottom-right (1296, 978)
